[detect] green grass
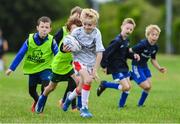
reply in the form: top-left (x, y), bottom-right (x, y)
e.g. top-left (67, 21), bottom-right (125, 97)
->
top-left (0, 53), bottom-right (180, 123)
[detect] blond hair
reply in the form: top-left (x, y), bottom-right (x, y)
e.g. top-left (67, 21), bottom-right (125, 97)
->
top-left (145, 24), bottom-right (161, 38)
top-left (122, 18), bottom-right (136, 27)
top-left (80, 8), bottom-right (99, 24)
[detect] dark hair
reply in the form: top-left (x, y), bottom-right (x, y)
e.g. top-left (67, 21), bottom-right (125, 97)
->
top-left (37, 16), bottom-right (52, 26)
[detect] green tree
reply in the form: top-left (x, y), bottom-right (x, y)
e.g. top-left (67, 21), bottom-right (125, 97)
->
top-left (0, 0), bottom-right (86, 51)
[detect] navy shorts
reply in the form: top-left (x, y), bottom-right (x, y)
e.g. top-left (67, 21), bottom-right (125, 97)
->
top-left (131, 65), bottom-right (151, 84)
top-left (28, 69), bottom-right (52, 86)
top-left (112, 72), bottom-right (131, 81)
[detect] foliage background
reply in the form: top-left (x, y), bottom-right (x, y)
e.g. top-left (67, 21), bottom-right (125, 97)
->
top-left (0, 0), bottom-right (180, 53)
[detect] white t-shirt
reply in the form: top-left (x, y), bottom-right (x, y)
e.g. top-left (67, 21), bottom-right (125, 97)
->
top-left (71, 27), bottom-right (105, 67)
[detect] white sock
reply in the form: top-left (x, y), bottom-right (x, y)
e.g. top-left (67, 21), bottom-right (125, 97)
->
top-left (81, 89), bottom-right (90, 109)
top-left (118, 84), bottom-right (122, 90)
top-left (124, 91), bottom-right (130, 94)
top-left (68, 89), bottom-right (78, 101)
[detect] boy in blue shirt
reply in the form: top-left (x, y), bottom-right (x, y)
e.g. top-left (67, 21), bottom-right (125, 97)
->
top-left (130, 24), bottom-right (167, 106)
top-left (97, 18), bottom-right (140, 108)
top-left (6, 16), bottom-right (58, 112)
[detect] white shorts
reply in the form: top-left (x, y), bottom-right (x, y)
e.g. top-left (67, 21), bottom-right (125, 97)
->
top-left (73, 61), bottom-right (93, 75)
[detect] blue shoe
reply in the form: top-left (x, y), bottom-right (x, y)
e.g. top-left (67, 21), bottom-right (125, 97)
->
top-left (97, 81), bottom-right (106, 96)
top-left (80, 107), bottom-right (93, 118)
top-left (62, 98), bottom-right (71, 111)
top-left (35, 95), bottom-right (47, 114)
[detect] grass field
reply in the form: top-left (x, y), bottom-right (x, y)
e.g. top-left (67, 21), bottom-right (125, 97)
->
top-left (0, 53), bottom-right (180, 123)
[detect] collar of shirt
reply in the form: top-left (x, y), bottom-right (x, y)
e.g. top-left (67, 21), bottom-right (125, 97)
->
top-left (34, 32), bottom-right (49, 45)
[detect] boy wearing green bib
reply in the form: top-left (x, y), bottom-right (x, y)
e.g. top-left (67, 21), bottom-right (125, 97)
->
top-left (6, 16), bottom-right (58, 112)
top-left (35, 16), bottom-right (82, 114)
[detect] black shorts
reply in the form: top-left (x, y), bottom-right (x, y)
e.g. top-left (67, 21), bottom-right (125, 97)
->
top-left (50, 69), bottom-right (74, 83)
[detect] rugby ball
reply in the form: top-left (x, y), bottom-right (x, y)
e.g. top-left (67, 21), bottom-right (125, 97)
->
top-left (63, 35), bottom-right (81, 52)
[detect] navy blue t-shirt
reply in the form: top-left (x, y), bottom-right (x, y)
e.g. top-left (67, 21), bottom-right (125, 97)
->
top-left (101, 34), bottom-right (134, 74)
top-left (132, 39), bottom-right (158, 67)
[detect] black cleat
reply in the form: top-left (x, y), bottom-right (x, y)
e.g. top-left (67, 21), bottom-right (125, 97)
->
top-left (97, 81), bottom-right (106, 96)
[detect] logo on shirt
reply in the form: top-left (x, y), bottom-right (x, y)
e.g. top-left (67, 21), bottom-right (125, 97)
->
top-left (152, 50), bottom-right (156, 54)
top-left (144, 49), bottom-right (148, 52)
top-left (27, 50), bottom-right (45, 63)
top-left (120, 45), bottom-right (124, 48)
top-left (141, 53), bottom-right (151, 58)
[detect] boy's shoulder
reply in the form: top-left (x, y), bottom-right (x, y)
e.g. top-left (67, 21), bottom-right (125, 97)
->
top-left (138, 39), bottom-right (148, 45)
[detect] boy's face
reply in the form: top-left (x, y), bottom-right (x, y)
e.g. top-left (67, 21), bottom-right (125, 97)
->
top-left (148, 29), bottom-right (159, 44)
top-left (82, 19), bottom-right (96, 34)
top-left (36, 21), bottom-right (51, 38)
top-left (121, 23), bottom-right (134, 37)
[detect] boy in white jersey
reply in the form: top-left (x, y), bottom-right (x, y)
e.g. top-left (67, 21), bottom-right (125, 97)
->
top-left (62, 8), bottom-right (105, 118)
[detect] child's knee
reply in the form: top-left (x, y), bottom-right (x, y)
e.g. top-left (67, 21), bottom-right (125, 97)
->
top-left (84, 78), bottom-right (93, 84)
top-left (122, 84), bottom-right (131, 91)
top-left (143, 85), bottom-right (151, 91)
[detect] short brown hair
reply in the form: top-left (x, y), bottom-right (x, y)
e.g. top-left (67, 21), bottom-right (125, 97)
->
top-left (66, 16), bottom-right (82, 31)
top-left (70, 6), bottom-right (82, 16)
top-left (37, 16), bottom-right (52, 26)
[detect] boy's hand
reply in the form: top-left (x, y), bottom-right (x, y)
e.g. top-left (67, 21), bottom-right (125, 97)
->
top-left (92, 68), bottom-right (99, 81)
top-left (63, 45), bottom-right (71, 52)
top-left (6, 69), bottom-right (13, 76)
top-left (134, 53), bottom-right (140, 61)
top-left (158, 67), bottom-right (167, 73)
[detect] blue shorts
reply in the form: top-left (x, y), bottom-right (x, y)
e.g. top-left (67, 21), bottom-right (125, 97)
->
top-left (131, 65), bottom-right (151, 84)
top-left (112, 72), bottom-right (131, 81)
top-left (29, 69), bottom-right (52, 86)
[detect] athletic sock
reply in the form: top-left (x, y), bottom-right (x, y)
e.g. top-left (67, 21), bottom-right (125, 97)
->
top-left (138, 90), bottom-right (148, 106)
top-left (103, 81), bottom-right (122, 90)
top-left (68, 88), bottom-right (80, 101)
top-left (119, 91), bottom-right (129, 107)
top-left (77, 95), bottom-right (82, 109)
top-left (82, 84), bottom-right (91, 108)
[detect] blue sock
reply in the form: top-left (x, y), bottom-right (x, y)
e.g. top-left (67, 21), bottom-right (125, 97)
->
top-left (39, 95), bottom-right (47, 108)
top-left (119, 92), bottom-right (129, 107)
top-left (138, 91), bottom-right (148, 106)
top-left (77, 95), bottom-right (82, 109)
top-left (103, 81), bottom-right (119, 89)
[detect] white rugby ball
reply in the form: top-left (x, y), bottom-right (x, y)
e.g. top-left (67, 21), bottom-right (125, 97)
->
top-left (63, 35), bottom-right (81, 52)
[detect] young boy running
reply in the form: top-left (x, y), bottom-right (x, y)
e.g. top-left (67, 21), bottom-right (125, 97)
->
top-left (54, 6), bottom-right (83, 110)
top-left (6, 16), bottom-right (58, 112)
top-left (97, 18), bottom-right (140, 109)
top-left (130, 24), bottom-right (167, 106)
top-left (62, 8), bottom-right (105, 118)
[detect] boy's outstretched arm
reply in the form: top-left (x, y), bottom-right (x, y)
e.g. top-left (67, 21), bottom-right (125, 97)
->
top-left (6, 40), bottom-right (28, 76)
top-left (51, 39), bottom-right (58, 55)
top-left (151, 59), bottom-right (167, 73)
